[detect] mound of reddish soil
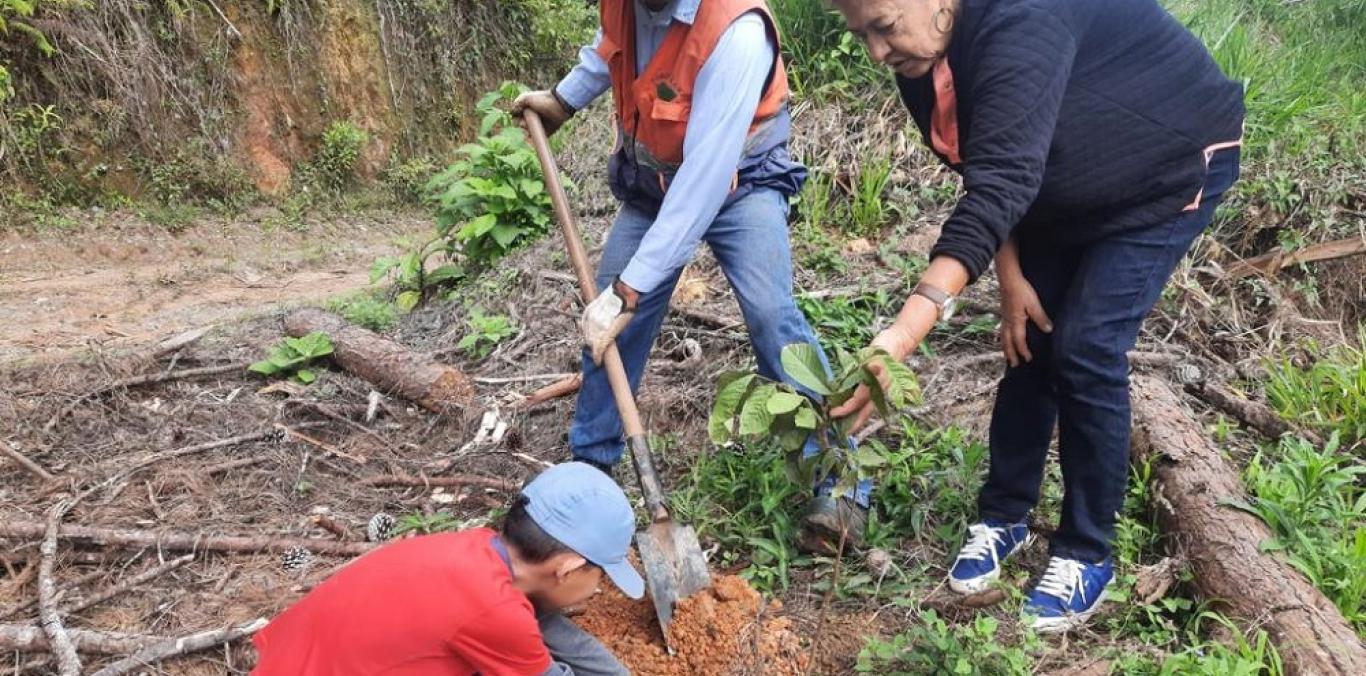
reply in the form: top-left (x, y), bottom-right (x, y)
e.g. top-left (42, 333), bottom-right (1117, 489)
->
top-left (577, 575), bottom-right (808, 675)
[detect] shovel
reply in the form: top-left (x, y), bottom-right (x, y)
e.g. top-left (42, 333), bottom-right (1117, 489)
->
top-left (524, 110), bottom-right (711, 649)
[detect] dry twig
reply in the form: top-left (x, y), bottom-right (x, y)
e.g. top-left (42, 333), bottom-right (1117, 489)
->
top-left (38, 501), bottom-right (81, 675)
top-left (89, 618), bottom-right (267, 676)
top-left (44, 362), bottom-right (251, 433)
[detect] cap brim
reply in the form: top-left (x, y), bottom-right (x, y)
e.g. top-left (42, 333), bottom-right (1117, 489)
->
top-left (602, 558), bottom-right (646, 599)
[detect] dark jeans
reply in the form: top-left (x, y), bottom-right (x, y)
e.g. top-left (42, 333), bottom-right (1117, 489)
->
top-left (979, 148), bottom-right (1240, 562)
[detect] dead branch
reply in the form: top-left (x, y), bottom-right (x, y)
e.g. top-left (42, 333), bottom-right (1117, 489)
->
top-left (1130, 377), bottom-right (1366, 675)
top-left (1225, 235), bottom-right (1366, 279)
top-left (283, 308), bottom-right (474, 413)
top-left (89, 618), bottom-right (267, 676)
top-left (0, 569), bottom-right (104, 621)
top-left (275, 424), bottom-right (367, 465)
top-left (1, 441), bottom-right (53, 481)
top-left (0, 623), bottom-right (157, 655)
top-left (111, 428), bottom-right (284, 478)
top-left (671, 305), bottom-right (741, 330)
top-left (38, 501), bottom-right (80, 675)
top-left (146, 326), bottom-right (213, 359)
top-left (474, 372), bottom-right (576, 385)
top-left (0, 521), bottom-right (376, 558)
top-left (311, 515), bottom-right (352, 541)
top-left (60, 554), bottom-right (194, 618)
top-left (44, 362), bottom-right (251, 433)
top-left (284, 399), bottom-right (394, 451)
top-left (511, 374), bottom-right (582, 410)
top-left (1184, 381), bottom-right (1322, 445)
top-left (362, 473), bottom-right (517, 492)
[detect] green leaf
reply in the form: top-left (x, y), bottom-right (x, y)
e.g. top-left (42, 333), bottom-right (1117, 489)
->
top-left (426, 264), bottom-right (465, 286)
top-left (248, 359), bottom-right (280, 376)
top-left (739, 384), bottom-right (778, 436)
top-left (490, 223), bottom-right (522, 248)
top-left (780, 344), bottom-right (833, 395)
top-left (853, 445), bottom-right (888, 469)
top-left (766, 391), bottom-right (805, 415)
top-left (369, 256), bottom-right (399, 284)
top-left (794, 406), bottom-right (818, 429)
top-left (862, 368), bottom-right (892, 417)
top-left (295, 369), bottom-right (317, 384)
top-left (521, 179), bottom-right (544, 197)
top-left (709, 374), bottom-right (757, 443)
top-left (286, 331), bottom-right (333, 359)
top-left (396, 290), bottom-right (422, 311)
top-left (457, 334), bottom-right (479, 350)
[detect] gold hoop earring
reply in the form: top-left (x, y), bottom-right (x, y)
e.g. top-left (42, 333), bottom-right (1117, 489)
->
top-left (933, 7), bottom-right (955, 35)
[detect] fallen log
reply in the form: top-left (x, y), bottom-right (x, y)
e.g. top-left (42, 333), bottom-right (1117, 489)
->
top-left (283, 308), bottom-right (474, 414)
top-left (1130, 377), bottom-right (1366, 675)
top-left (1225, 235), bottom-right (1366, 279)
top-left (0, 522), bottom-right (376, 558)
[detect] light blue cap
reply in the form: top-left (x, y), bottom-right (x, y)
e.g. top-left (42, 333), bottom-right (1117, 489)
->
top-left (523, 462), bottom-right (645, 599)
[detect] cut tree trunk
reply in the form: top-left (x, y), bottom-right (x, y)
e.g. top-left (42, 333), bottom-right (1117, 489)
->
top-left (1130, 377), bottom-right (1366, 675)
top-left (283, 308), bottom-right (473, 414)
top-left (0, 522), bottom-right (376, 557)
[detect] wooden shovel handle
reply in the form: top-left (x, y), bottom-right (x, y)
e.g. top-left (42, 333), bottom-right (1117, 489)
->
top-left (523, 110), bottom-right (669, 520)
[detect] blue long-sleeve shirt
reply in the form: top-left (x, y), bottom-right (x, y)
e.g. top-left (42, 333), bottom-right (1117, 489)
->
top-left (554, 0), bottom-right (776, 294)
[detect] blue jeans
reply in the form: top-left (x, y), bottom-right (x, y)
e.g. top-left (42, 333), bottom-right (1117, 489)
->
top-left (979, 148), bottom-right (1240, 561)
top-left (569, 188), bottom-right (871, 506)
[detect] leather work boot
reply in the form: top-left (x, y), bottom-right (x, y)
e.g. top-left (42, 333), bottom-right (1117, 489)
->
top-left (798, 495), bottom-right (868, 555)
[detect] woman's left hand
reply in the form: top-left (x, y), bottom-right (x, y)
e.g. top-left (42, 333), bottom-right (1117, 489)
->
top-left (998, 274), bottom-right (1052, 367)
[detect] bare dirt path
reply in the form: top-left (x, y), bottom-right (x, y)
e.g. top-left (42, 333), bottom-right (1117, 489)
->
top-left (0, 208), bottom-right (428, 365)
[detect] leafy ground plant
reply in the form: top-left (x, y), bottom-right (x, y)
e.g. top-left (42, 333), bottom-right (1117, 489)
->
top-left (248, 331), bottom-right (333, 384)
top-left (458, 308), bottom-right (517, 359)
top-left (372, 82), bottom-right (561, 308)
top-left (709, 343), bottom-right (919, 499)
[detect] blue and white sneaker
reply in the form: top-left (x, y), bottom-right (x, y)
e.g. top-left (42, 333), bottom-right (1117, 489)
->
top-left (948, 519), bottom-right (1033, 594)
top-left (1024, 556), bottom-right (1114, 633)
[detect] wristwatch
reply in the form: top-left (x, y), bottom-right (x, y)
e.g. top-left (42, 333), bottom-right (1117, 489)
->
top-left (912, 282), bottom-right (958, 322)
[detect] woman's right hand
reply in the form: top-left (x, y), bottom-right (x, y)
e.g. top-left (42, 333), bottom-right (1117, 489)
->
top-left (998, 272), bottom-right (1052, 367)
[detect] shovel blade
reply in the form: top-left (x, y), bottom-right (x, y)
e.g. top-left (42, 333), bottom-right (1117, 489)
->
top-left (635, 520), bottom-right (711, 649)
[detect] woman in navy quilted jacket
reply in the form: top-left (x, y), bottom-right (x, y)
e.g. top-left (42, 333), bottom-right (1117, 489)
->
top-left (828, 0), bottom-right (1244, 632)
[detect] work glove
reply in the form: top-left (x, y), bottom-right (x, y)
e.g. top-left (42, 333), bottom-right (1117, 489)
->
top-left (512, 89), bottom-right (574, 137)
top-left (581, 278), bottom-right (639, 365)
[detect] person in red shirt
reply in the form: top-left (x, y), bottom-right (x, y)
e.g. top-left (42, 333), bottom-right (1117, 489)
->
top-left (252, 462), bottom-right (642, 675)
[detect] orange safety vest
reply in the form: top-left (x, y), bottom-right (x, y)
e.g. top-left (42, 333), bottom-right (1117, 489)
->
top-left (596, 0), bottom-right (790, 167)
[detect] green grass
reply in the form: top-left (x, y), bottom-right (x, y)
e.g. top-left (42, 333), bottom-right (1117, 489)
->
top-left (1264, 330), bottom-right (1366, 445)
top-left (671, 441), bottom-right (807, 591)
top-left (324, 290), bottom-right (401, 333)
top-left (768, 0), bottom-right (887, 101)
top-left (1242, 434), bottom-right (1366, 634)
top-left (1173, 0), bottom-right (1366, 245)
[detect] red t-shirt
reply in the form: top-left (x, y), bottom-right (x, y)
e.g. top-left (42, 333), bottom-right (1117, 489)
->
top-left (253, 528), bottom-right (552, 676)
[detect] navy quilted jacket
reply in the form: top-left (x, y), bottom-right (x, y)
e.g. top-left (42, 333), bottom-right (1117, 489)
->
top-left (898, 0), bottom-right (1245, 282)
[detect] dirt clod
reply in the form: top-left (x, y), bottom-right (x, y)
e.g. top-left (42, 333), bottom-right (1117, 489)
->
top-left (577, 575), bottom-right (807, 675)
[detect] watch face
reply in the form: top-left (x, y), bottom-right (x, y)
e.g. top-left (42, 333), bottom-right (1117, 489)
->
top-left (940, 297), bottom-right (958, 322)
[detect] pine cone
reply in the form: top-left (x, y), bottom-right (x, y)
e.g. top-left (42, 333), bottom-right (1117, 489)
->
top-left (367, 512), bottom-right (396, 543)
top-left (281, 546), bottom-right (313, 572)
